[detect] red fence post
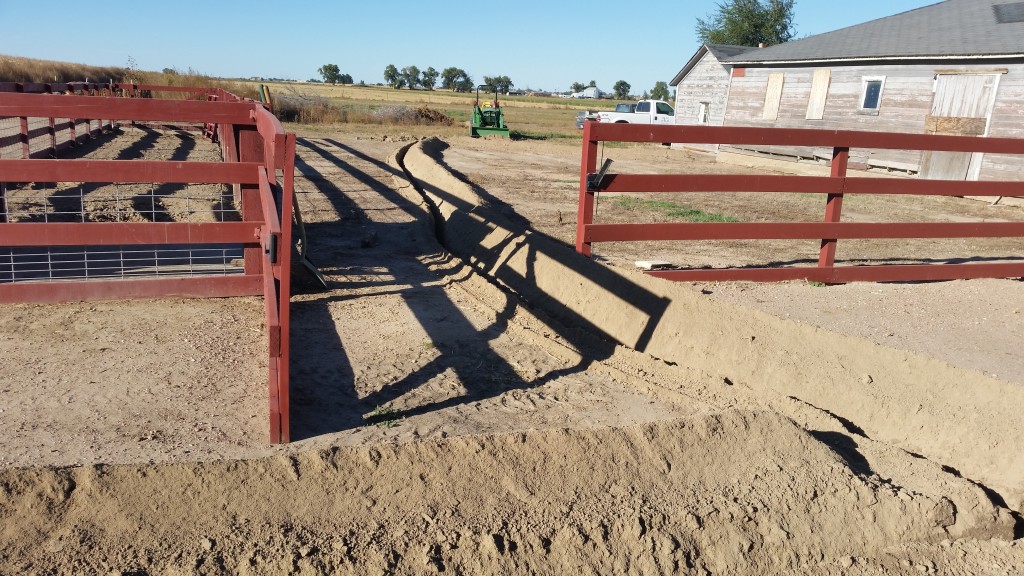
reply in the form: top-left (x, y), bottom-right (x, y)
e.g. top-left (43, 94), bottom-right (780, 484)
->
top-left (577, 121), bottom-right (598, 256)
top-left (818, 146), bottom-right (849, 277)
top-left (236, 126), bottom-right (265, 277)
top-left (276, 132), bottom-right (296, 443)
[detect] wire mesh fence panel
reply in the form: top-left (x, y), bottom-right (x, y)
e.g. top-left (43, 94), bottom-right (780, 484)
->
top-left (1, 128), bottom-right (247, 282)
top-left (0, 245), bottom-right (244, 283)
top-left (0, 116), bottom-right (22, 159)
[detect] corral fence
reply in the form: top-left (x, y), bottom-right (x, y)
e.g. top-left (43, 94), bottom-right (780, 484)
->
top-left (577, 122), bottom-right (1024, 283)
top-left (0, 83), bottom-right (295, 443)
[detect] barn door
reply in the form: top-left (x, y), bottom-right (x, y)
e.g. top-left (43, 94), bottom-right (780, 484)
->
top-left (920, 73), bottom-right (999, 180)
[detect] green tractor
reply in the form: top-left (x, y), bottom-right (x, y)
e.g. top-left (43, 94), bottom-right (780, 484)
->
top-left (470, 85), bottom-right (509, 138)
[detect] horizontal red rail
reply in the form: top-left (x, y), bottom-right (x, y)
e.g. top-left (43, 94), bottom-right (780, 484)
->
top-left (585, 222), bottom-right (1024, 242)
top-left (598, 174), bottom-right (1024, 197)
top-left (0, 275), bottom-right (262, 304)
top-left (0, 222), bottom-right (260, 246)
top-left (647, 262), bottom-right (1024, 284)
top-left (0, 159), bottom-right (262, 184)
top-left (0, 93), bottom-right (256, 125)
top-left (0, 82), bottom-right (115, 94)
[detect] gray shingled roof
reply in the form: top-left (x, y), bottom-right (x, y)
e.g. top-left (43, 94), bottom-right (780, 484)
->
top-left (728, 0), bottom-right (1024, 64)
top-left (670, 44), bottom-right (755, 86)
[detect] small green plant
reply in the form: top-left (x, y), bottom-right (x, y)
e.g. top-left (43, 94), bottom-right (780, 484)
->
top-left (615, 197), bottom-right (739, 223)
top-left (366, 405), bottom-right (402, 428)
top-left (422, 340), bottom-right (436, 349)
top-left (808, 281), bottom-right (827, 287)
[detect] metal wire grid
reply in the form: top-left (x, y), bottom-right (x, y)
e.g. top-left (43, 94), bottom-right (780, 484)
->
top-left (1, 127), bottom-right (249, 282)
top-left (0, 245), bottom-right (244, 283)
top-left (0, 116), bottom-right (95, 159)
top-left (0, 116), bottom-right (22, 159)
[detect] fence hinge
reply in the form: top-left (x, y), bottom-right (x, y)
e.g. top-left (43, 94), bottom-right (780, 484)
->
top-left (587, 158), bottom-right (614, 191)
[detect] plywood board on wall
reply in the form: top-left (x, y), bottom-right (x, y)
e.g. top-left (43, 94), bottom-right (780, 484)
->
top-left (924, 115), bottom-right (988, 135)
top-left (806, 69), bottom-right (831, 120)
top-left (762, 73), bottom-right (784, 120)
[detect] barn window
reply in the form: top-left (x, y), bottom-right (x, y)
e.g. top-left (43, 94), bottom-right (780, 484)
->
top-left (860, 76), bottom-right (886, 114)
top-left (697, 102), bottom-right (710, 124)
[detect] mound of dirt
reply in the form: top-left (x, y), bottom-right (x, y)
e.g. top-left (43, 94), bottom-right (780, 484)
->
top-left (0, 410), bottom-right (1008, 575)
top-left (398, 137), bottom-right (1024, 515)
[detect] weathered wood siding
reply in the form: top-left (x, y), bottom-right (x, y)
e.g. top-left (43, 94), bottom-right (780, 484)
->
top-left (673, 51), bottom-right (732, 153)
top-left (721, 62), bottom-right (1024, 180)
top-left (980, 66), bottom-right (1024, 181)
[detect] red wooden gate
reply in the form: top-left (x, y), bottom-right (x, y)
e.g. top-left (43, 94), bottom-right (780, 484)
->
top-left (0, 83), bottom-right (295, 442)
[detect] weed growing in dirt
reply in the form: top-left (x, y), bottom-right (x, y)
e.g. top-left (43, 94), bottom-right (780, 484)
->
top-left (367, 405), bottom-right (402, 428)
top-left (615, 197), bottom-right (739, 223)
top-left (510, 130), bottom-right (577, 141)
top-left (422, 340), bottom-right (437, 349)
top-left (808, 281), bottom-right (827, 287)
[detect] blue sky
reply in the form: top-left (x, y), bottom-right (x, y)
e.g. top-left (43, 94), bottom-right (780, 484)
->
top-left (0, 0), bottom-right (939, 92)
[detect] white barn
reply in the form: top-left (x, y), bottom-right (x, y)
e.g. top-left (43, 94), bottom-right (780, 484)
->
top-left (670, 0), bottom-right (1024, 182)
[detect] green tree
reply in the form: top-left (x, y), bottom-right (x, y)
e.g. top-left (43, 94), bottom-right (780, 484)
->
top-left (455, 73), bottom-right (474, 92)
top-left (483, 75), bottom-right (513, 94)
top-left (401, 65), bottom-right (420, 89)
top-left (651, 81), bottom-right (670, 101)
top-left (441, 67), bottom-right (461, 90)
top-left (588, 80), bottom-right (597, 88)
top-left (339, 73), bottom-right (353, 84)
top-left (613, 80), bottom-right (631, 99)
top-left (318, 63), bottom-right (342, 84)
top-left (696, 0), bottom-right (796, 46)
top-left (384, 64), bottom-right (402, 89)
top-left (441, 67), bottom-right (473, 91)
top-left (421, 67), bottom-right (439, 90)
top-left (570, 82), bottom-right (585, 93)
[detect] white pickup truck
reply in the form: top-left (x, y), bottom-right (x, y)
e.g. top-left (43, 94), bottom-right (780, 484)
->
top-left (595, 100), bottom-right (675, 124)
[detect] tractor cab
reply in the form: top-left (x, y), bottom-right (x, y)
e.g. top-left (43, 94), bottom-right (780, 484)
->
top-left (471, 85), bottom-right (509, 138)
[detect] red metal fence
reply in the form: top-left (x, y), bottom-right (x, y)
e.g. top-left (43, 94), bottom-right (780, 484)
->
top-left (577, 122), bottom-right (1024, 283)
top-left (0, 83), bottom-right (295, 443)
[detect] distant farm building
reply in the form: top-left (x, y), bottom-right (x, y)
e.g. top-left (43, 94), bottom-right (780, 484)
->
top-left (572, 86), bottom-right (604, 99)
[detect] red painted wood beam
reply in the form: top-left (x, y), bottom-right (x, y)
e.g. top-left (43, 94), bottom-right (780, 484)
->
top-left (0, 159), bottom-right (263, 184)
top-left (584, 221), bottom-right (1024, 242)
top-left (0, 93), bottom-right (257, 125)
top-left (0, 222), bottom-right (261, 246)
top-left (0, 275), bottom-right (262, 304)
top-left (594, 173), bottom-right (1024, 197)
top-left (647, 262), bottom-right (1024, 284)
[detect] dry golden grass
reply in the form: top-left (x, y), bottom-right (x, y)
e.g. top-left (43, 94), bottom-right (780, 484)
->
top-left (252, 81), bottom-right (620, 139)
top-left (0, 55), bottom-right (126, 83)
top-left (0, 55), bottom-right (258, 100)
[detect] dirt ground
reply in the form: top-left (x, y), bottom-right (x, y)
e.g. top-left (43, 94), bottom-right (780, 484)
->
top-left (1, 126), bottom-right (1023, 574)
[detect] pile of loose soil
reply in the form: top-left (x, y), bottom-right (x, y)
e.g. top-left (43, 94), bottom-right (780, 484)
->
top-left (0, 411), bottom-right (1014, 574)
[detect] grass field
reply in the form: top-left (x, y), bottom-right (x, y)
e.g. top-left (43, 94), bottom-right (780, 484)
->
top-left (251, 80), bottom-right (622, 139)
